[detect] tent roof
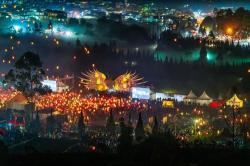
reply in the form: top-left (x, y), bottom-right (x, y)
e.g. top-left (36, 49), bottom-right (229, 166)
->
top-left (198, 91), bottom-right (212, 100)
top-left (7, 93), bottom-right (28, 104)
top-left (185, 90), bottom-right (197, 99)
top-left (226, 94), bottom-right (243, 107)
top-left (228, 94), bottom-right (242, 101)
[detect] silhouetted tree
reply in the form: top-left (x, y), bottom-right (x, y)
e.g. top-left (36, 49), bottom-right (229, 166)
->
top-left (29, 111), bottom-right (41, 135)
top-left (34, 22), bottom-right (40, 32)
top-left (135, 112), bottom-right (145, 141)
top-left (128, 113), bottom-right (132, 127)
top-left (4, 52), bottom-right (45, 97)
top-left (106, 110), bottom-right (116, 136)
top-left (39, 22), bottom-right (43, 30)
top-left (78, 111), bottom-right (86, 140)
top-left (208, 31), bottom-right (215, 40)
top-left (152, 116), bottom-right (159, 135)
top-left (117, 117), bottom-right (133, 154)
top-left (199, 44), bottom-right (207, 64)
top-left (76, 38), bottom-right (81, 47)
top-left (46, 109), bottom-right (57, 137)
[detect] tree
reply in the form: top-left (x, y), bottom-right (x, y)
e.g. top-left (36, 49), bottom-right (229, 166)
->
top-left (106, 110), bottom-right (116, 136)
top-left (152, 116), bottom-right (159, 135)
top-left (135, 112), bottom-right (145, 141)
top-left (34, 22), bottom-right (40, 32)
top-left (117, 117), bottom-right (133, 154)
top-left (199, 26), bottom-right (206, 36)
top-left (39, 22), bottom-right (43, 31)
top-left (216, 49), bottom-right (224, 63)
top-left (128, 113), bottom-right (133, 127)
top-left (78, 111), bottom-right (86, 140)
top-left (4, 52), bottom-right (45, 97)
top-left (46, 109), bottom-right (57, 138)
top-left (208, 31), bottom-right (215, 40)
top-left (29, 111), bottom-right (41, 135)
top-left (199, 44), bottom-right (207, 64)
top-left (76, 38), bottom-right (81, 47)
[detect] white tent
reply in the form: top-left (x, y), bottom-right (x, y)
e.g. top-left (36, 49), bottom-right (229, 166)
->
top-left (196, 91), bottom-right (213, 106)
top-left (184, 90), bottom-right (197, 104)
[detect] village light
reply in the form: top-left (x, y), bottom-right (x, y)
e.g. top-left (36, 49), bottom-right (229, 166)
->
top-left (226, 27), bottom-right (233, 35)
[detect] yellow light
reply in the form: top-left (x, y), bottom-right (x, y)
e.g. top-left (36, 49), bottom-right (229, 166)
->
top-left (96, 79), bottom-right (100, 84)
top-left (162, 116), bottom-right (168, 124)
top-left (162, 100), bottom-right (174, 108)
top-left (101, 74), bottom-right (106, 79)
top-left (194, 119), bottom-right (199, 124)
top-left (95, 72), bottom-right (99, 78)
top-left (226, 27), bottom-right (233, 35)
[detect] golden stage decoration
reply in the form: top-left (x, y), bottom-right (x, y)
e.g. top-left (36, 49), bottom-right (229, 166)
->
top-left (80, 69), bottom-right (144, 92)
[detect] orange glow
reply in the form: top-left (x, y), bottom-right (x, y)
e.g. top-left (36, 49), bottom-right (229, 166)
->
top-left (226, 27), bottom-right (233, 35)
top-left (32, 91), bottom-right (148, 123)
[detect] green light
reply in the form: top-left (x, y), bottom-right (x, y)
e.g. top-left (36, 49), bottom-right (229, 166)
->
top-left (206, 50), bottom-right (216, 62)
top-left (206, 52), bottom-right (212, 61)
top-left (154, 51), bottom-right (167, 61)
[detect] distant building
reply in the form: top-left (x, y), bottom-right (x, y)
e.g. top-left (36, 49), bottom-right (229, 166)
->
top-left (42, 79), bottom-right (70, 92)
top-left (43, 9), bottom-right (67, 21)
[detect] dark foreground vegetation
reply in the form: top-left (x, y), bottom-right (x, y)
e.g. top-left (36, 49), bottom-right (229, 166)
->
top-left (1, 141), bottom-right (250, 166)
top-left (1, 127), bottom-right (250, 166)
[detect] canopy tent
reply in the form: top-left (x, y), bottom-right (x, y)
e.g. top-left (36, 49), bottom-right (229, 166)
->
top-left (196, 91), bottom-right (213, 106)
top-left (6, 93), bottom-right (28, 110)
top-left (183, 90), bottom-right (197, 104)
top-left (226, 94), bottom-right (243, 108)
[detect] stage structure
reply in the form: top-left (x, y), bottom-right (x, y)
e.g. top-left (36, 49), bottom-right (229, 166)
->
top-left (80, 69), bottom-right (144, 92)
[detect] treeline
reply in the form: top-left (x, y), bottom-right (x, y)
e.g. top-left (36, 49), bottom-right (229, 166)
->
top-left (69, 41), bottom-right (250, 95)
top-left (67, 16), bottom-right (153, 45)
top-left (159, 30), bottom-right (250, 59)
